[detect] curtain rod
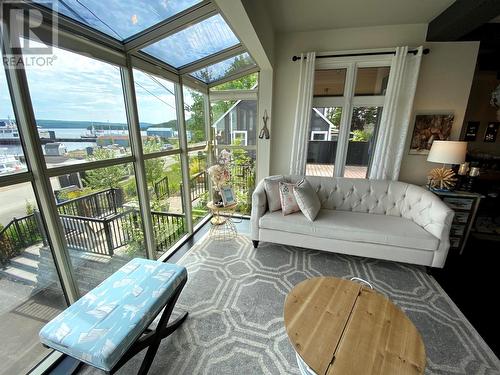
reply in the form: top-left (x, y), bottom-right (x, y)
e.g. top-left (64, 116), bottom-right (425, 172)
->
top-left (291, 48), bottom-right (430, 62)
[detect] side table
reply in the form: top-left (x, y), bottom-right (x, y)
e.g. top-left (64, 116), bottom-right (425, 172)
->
top-left (207, 201), bottom-right (238, 241)
top-left (429, 190), bottom-right (483, 255)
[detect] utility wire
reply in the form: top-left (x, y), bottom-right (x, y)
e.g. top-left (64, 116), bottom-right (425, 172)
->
top-left (74, 0), bottom-right (123, 40)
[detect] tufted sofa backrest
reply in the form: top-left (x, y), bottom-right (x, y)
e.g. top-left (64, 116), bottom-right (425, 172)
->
top-left (284, 176), bottom-right (453, 240)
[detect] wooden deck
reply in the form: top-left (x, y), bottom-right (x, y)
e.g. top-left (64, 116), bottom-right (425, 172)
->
top-left (306, 164), bottom-right (368, 178)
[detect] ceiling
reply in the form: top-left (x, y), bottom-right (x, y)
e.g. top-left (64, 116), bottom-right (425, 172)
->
top-left (263, 0), bottom-right (456, 33)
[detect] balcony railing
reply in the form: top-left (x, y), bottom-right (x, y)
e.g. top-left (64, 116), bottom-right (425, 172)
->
top-left (57, 188), bottom-right (123, 219)
top-left (1, 188), bottom-right (187, 263)
top-left (180, 171), bottom-right (208, 204)
top-left (0, 213), bottom-right (43, 265)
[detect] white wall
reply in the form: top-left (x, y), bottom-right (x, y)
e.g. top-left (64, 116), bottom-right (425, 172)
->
top-left (241, 0), bottom-right (275, 67)
top-left (270, 24), bottom-right (479, 186)
top-left (399, 42), bottom-right (479, 184)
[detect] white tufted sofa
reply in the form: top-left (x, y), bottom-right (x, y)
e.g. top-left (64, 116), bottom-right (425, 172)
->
top-left (251, 176), bottom-right (455, 268)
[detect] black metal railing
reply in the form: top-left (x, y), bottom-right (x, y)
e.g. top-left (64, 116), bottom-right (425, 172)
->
top-left (0, 213), bottom-right (43, 265)
top-left (180, 171), bottom-right (208, 205)
top-left (57, 188), bottom-right (123, 219)
top-left (60, 209), bottom-right (186, 256)
top-left (154, 176), bottom-right (170, 199)
top-left (151, 211), bottom-right (186, 253)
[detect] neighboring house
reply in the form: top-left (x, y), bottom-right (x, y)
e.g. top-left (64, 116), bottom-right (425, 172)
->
top-left (309, 108), bottom-right (338, 141)
top-left (213, 92), bottom-right (257, 146)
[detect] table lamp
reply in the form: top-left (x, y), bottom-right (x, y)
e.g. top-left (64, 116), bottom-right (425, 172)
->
top-left (426, 141), bottom-right (467, 190)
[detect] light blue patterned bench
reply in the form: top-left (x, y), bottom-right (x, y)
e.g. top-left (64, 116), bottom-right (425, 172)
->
top-left (39, 258), bottom-right (188, 374)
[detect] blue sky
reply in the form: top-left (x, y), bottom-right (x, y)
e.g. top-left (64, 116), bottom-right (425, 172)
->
top-left (1, 41), bottom-right (199, 125)
top-left (47, 0), bottom-right (202, 40)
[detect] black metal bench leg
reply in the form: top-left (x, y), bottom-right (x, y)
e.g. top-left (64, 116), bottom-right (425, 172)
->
top-left (137, 340), bottom-right (162, 375)
top-left (165, 311), bottom-right (188, 335)
top-left (110, 278), bottom-right (188, 375)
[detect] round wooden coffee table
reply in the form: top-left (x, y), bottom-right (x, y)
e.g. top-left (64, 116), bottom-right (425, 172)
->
top-left (284, 277), bottom-right (426, 375)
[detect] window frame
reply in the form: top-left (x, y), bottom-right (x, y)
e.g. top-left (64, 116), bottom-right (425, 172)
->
top-left (312, 55), bottom-right (392, 177)
top-left (0, 3), bottom-right (261, 373)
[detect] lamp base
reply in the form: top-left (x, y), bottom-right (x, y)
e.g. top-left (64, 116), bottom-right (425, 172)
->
top-left (427, 167), bottom-right (457, 191)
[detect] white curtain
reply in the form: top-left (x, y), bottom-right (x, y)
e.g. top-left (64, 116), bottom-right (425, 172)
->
top-left (290, 52), bottom-right (316, 175)
top-left (369, 46), bottom-right (423, 180)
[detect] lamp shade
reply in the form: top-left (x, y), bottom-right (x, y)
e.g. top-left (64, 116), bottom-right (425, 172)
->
top-left (427, 141), bottom-right (467, 164)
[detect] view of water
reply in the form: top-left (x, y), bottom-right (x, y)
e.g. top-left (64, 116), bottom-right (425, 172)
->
top-left (0, 127), bottom-right (147, 156)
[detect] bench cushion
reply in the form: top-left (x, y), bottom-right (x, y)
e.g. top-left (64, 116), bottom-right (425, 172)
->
top-left (39, 258), bottom-right (187, 371)
top-left (259, 209), bottom-right (440, 251)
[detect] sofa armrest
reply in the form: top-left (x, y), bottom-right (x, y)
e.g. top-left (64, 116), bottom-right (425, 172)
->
top-left (402, 185), bottom-right (455, 268)
top-left (251, 180), bottom-right (268, 241)
top-left (429, 202), bottom-right (454, 268)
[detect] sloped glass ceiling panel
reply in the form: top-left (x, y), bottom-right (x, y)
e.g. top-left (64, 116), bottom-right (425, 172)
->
top-left (190, 53), bottom-right (256, 83)
top-left (141, 14), bottom-right (239, 68)
top-left (35, 0), bottom-right (202, 40)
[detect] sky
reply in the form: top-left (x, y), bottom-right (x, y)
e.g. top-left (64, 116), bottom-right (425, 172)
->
top-left (46, 0), bottom-right (202, 40)
top-left (1, 2), bottom-right (240, 126)
top-left (0, 41), bottom-right (203, 125)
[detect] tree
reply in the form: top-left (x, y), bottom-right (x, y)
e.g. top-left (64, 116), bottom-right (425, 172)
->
top-left (189, 57), bottom-right (259, 137)
top-left (185, 89), bottom-right (205, 143)
top-left (84, 149), bottom-right (128, 190)
top-left (143, 138), bottom-right (166, 188)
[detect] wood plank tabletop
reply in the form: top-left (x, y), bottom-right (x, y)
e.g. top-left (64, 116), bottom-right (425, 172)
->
top-left (284, 277), bottom-right (426, 375)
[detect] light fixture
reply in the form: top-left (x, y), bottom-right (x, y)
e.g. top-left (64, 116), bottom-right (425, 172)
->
top-left (427, 141), bottom-right (467, 191)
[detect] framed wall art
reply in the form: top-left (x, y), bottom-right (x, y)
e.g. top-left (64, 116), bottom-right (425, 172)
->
top-left (409, 113), bottom-right (454, 155)
top-left (464, 121), bottom-right (479, 141)
top-left (484, 122), bottom-right (499, 143)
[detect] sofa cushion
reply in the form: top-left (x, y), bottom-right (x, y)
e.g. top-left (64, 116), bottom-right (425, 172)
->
top-left (279, 181), bottom-right (301, 215)
top-left (294, 179), bottom-right (321, 221)
top-left (259, 209), bottom-right (439, 251)
top-left (264, 176), bottom-right (285, 212)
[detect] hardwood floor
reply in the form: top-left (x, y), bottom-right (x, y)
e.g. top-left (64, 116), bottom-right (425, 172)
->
top-left (306, 164), bottom-right (368, 178)
top-left (432, 235), bottom-right (500, 356)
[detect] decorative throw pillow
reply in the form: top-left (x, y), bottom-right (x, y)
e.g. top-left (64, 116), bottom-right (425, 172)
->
top-left (293, 179), bottom-right (321, 221)
top-left (264, 176), bottom-right (285, 212)
top-left (279, 182), bottom-right (301, 215)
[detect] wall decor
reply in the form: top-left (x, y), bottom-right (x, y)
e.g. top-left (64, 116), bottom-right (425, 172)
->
top-left (464, 121), bottom-right (479, 141)
top-left (409, 113), bottom-right (454, 155)
top-left (484, 122), bottom-right (499, 143)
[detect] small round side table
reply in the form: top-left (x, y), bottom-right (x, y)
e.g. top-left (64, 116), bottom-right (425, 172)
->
top-left (207, 201), bottom-right (238, 241)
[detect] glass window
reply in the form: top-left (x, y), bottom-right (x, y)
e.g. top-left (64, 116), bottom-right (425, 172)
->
top-left (50, 163), bottom-right (146, 295)
top-left (210, 72), bottom-right (258, 91)
top-left (184, 87), bottom-right (206, 146)
top-left (344, 106), bottom-right (382, 178)
top-left (0, 182), bottom-right (66, 375)
top-left (35, 0), bottom-right (202, 40)
top-left (134, 69), bottom-right (179, 153)
top-left (23, 41), bottom-right (130, 168)
top-left (145, 155), bottom-right (187, 257)
top-left (1, 62), bottom-right (27, 177)
top-left (306, 107), bottom-right (342, 177)
top-left (212, 100), bottom-right (257, 146)
top-left (142, 14), bottom-right (239, 68)
top-left (354, 67), bottom-right (390, 96)
top-left (190, 53), bottom-right (256, 83)
top-left (314, 69), bottom-right (346, 97)
top-left (213, 147), bottom-right (256, 215)
top-left (188, 150), bottom-right (208, 225)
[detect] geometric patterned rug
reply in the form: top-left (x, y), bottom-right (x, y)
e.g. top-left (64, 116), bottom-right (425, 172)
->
top-left (80, 234), bottom-right (500, 375)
